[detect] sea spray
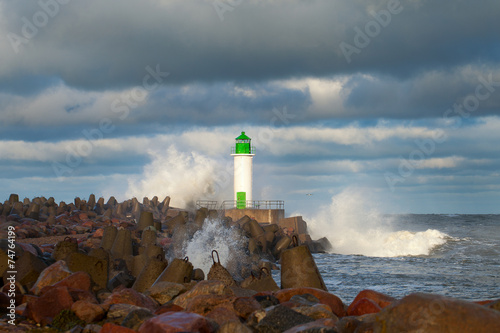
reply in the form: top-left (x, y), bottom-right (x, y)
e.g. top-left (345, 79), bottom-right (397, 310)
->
top-left (173, 217), bottom-right (251, 279)
top-left (126, 145), bottom-right (230, 209)
top-left (306, 188), bottom-right (449, 257)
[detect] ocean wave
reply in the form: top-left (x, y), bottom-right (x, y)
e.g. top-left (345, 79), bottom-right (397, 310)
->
top-left (306, 188), bottom-right (451, 257)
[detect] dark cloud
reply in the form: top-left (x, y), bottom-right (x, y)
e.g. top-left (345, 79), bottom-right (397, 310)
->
top-left (2, 0), bottom-right (500, 93)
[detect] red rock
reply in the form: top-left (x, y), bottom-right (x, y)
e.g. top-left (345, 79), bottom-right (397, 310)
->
top-left (0, 292), bottom-right (9, 309)
top-left (274, 288), bottom-right (347, 318)
top-left (347, 297), bottom-right (382, 316)
top-left (185, 294), bottom-right (235, 316)
top-left (82, 221), bottom-right (94, 228)
top-left (30, 260), bottom-right (72, 295)
top-left (40, 271), bottom-right (92, 295)
top-left (206, 306), bottom-right (240, 326)
top-left (154, 303), bottom-right (185, 315)
top-left (101, 322), bottom-right (137, 333)
top-left (348, 289), bottom-right (395, 311)
top-left (79, 213), bottom-right (89, 220)
top-left (71, 300), bottom-right (106, 322)
top-left (27, 286), bottom-right (74, 325)
top-left (172, 280), bottom-right (228, 309)
top-left (294, 303), bottom-right (337, 320)
top-left (283, 318), bottom-right (337, 333)
top-left (374, 293), bottom-right (500, 333)
top-left (233, 297), bottom-right (262, 319)
top-left (139, 311), bottom-right (217, 333)
top-left (1, 281), bottom-right (24, 305)
top-left (92, 228), bottom-right (104, 238)
top-left (103, 288), bottom-right (159, 312)
top-left (68, 289), bottom-right (99, 303)
top-left (39, 244), bottom-right (54, 253)
top-left (17, 242), bottom-right (38, 256)
top-left (487, 299), bottom-right (500, 311)
top-left (15, 303), bottom-right (26, 316)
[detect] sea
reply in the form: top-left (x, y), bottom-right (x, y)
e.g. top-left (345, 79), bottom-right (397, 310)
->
top-left (295, 214), bottom-right (500, 304)
top-left (182, 202), bottom-right (499, 305)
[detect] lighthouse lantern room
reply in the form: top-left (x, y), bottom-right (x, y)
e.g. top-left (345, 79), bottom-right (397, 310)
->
top-left (231, 131), bottom-right (255, 209)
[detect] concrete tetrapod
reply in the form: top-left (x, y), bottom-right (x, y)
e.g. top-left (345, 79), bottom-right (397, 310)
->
top-left (280, 236), bottom-right (327, 291)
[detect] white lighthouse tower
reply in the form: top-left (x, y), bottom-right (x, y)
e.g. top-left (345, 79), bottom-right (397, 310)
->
top-left (231, 131), bottom-right (255, 209)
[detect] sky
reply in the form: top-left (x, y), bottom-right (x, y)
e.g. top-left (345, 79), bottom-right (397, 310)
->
top-left (1, 0), bottom-right (500, 215)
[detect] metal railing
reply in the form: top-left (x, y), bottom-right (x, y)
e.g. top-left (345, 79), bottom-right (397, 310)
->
top-left (221, 200), bottom-right (284, 210)
top-left (196, 200), bottom-right (285, 210)
top-left (195, 200), bottom-right (219, 210)
top-left (230, 146), bottom-right (256, 154)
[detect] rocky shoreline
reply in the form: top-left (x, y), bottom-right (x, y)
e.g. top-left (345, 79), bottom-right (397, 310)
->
top-left (1, 194), bottom-right (499, 332)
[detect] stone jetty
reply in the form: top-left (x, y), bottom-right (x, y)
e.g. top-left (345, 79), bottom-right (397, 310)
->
top-left (1, 194), bottom-right (499, 332)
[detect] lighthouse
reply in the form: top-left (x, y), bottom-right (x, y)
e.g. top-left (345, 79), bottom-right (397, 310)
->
top-left (231, 131), bottom-right (255, 209)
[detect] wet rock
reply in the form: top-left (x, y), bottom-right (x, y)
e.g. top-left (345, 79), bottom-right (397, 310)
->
top-left (71, 300), bottom-right (106, 323)
top-left (100, 322), bottom-right (137, 333)
top-left (292, 304), bottom-right (338, 320)
top-left (185, 294), bottom-right (235, 316)
top-left (373, 293), bottom-right (500, 333)
top-left (275, 288), bottom-right (347, 318)
top-left (121, 307), bottom-right (154, 330)
top-left (283, 318), bottom-right (338, 333)
top-left (27, 286), bottom-right (74, 325)
top-left (138, 311), bottom-right (218, 333)
top-left (154, 303), bottom-right (185, 315)
top-left (486, 299), bottom-right (500, 312)
top-left (254, 294), bottom-right (280, 308)
top-left (233, 296), bottom-right (262, 319)
top-left (347, 297), bottom-right (381, 316)
top-left (106, 303), bottom-right (146, 324)
top-left (108, 271), bottom-right (135, 291)
top-left (41, 271), bottom-right (92, 294)
top-left (335, 316), bottom-right (363, 333)
top-left (103, 288), bottom-right (159, 312)
top-left (347, 289), bottom-right (395, 315)
top-left (31, 260), bottom-right (72, 295)
top-left (206, 306), bottom-right (241, 326)
top-left (172, 280), bottom-right (228, 308)
top-left (287, 293), bottom-right (320, 307)
top-left (255, 304), bottom-right (315, 333)
top-left (145, 281), bottom-right (187, 305)
top-left (218, 321), bottom-right (253, 333)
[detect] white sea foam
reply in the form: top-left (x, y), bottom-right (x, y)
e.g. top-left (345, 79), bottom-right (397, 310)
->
top-left (306, 188), bottom-right (449, 257)
top-left (181, 217), bottom-right (249, 278)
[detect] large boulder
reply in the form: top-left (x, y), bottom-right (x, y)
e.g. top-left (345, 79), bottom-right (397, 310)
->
top-left (373, 293), bottom-right (500, 332)
top-left (138, 311), bottom-right (217, 333)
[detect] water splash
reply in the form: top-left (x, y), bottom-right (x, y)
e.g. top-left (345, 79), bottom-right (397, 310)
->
top-left (126, 145), bottom-right (229, 209)
top-left (181, 217), bottom-right (250, 278)
top-left (306, 188), bottom-right (449, 257)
